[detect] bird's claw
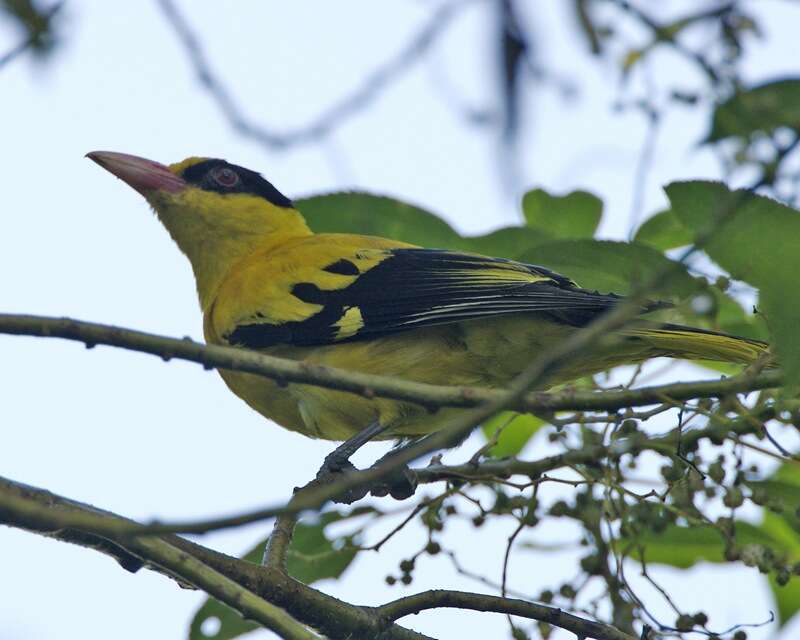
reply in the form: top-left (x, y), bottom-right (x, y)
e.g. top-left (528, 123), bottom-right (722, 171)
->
top-left (369, 465), bottom-right (418, 500)
top-left (316, 456), bottom-right (369, 504)
top-left (316, 453), bottom-right (418, 503)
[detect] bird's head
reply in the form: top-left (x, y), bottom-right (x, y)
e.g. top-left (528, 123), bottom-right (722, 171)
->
top-left (87, 151), bottom-right (311, 307)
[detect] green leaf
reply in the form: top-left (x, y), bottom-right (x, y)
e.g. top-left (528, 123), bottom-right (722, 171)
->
top-left (188, 600), bottom-right (258, 640)
top-left (188, 510), bottom-right (366, 640)
top-left (298, 191), bottom-right (607, 266)
top-left (748, 463), bottom-right (800, 536)
top-left (622, 524), bottom-right (721, 569)
top-left (481, 412), bottom-right (546, 458)
top-left (285, 511), bottom-right (361, 584)
top-left (518, 239), bottom-right (701, 298)
top-left (706, 78), bottom-right (800, 142)
top-left (770, 569), bottom-right (800, 628)
top-left (712, 289), bottom-right (767, 339)
top-left (522, 189), bottom-right (603, 239)
top-left (462, 226), bottom-right (553, 260)
top-left (297, 192), bottom-right (462, 247)
top-left (621, 521), bottom-right (777, 569)
top-left (299, 192), bottom-right (560, 260)
top-left (761, 512), bottom-right (800, 560)
top-left (688, 289), bottom-right (769, 374)
top-left (666, 180), bottom-right (800, 382)
top-left (634, 208), bottom-right (693, 251)
top-left (762, 512), bottom-right (800, 628)
top-left (751, 463), bottom-right (800, 627)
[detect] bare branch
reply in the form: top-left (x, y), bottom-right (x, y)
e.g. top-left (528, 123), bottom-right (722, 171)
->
top-left (375, 589), bottom-right (638, 640)
top-left (0, 475), bottom-right (435, 640)
top-left (0, 478), bottom-right (320, 640)
top-left (0, 313), bottom-right (779, 415)
top-left (3, 473), bottom-right (649, 639)
top-left (156, 0), bottom-right (471, 150)
top-left (608, 0), bottom-right (734, 85)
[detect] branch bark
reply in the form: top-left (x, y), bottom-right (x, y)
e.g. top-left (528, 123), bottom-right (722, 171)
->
top-left (0, 476), bottom-right (432, 640)
top-left (0, 475), bottom-right (642, 640)
top-left (0, 314), bottom-right (779, 414)
top-left (375, 590), bottom-right (638, 640)
top-left (0, 478), bottom-right (320, 640)
top-left (263, 510), bottom-right (299, 571)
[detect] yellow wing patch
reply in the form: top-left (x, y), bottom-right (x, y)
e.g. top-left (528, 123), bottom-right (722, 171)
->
top-left (334, 306), bottom-right (365, 340)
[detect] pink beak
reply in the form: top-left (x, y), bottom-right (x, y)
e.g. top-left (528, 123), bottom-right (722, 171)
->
top-left (86, 151), bottom-right (186, 194)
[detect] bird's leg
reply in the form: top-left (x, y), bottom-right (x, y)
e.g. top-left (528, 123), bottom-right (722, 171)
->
top-left (318, 420), bottom-right (392, 474)
top-left (316, 421), bottom-right (393, 503)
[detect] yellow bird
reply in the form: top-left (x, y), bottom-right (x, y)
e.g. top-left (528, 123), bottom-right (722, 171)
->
top-left (87, 151), bottom-right (767, 493)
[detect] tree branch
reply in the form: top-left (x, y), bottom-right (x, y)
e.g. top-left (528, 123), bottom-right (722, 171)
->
top-left (30, 401), bottom-right (765, 541)
top-left (0, 476), bottom-right (434, 640)
top-left (263, 510), bottom-right (299, 571)
top-left (0, 475), bottom-right (642, 640)
top-left (0, 478), bottom-right (320, 640)
top-left (9, 293), bottom-right (652, 540)
top-left (417, 410), bottom-right (769, 486)
top-left (416, 446), bottom-right (608, 485)
top-left (0, 314), bottom-right (779, 415)
top-left (374, 589), bottom-right (638, 640)
top-left (0, 309), bottom-right (777, 539)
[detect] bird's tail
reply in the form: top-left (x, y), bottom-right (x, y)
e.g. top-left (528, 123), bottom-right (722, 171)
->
top-left (625, 323), bottom-right (770, 366)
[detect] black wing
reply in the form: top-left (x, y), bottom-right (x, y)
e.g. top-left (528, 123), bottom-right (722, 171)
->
top-left (226, 248), bottom-right (662, 348)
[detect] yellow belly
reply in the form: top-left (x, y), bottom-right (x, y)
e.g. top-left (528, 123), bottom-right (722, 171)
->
top-left (209, 316), bottom-right (588, 440)
top-left (203, 303), bottom-right (764, 440)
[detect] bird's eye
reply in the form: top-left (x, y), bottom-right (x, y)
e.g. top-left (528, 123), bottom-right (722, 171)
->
top-left (210, 166), bottom-right (240, 188)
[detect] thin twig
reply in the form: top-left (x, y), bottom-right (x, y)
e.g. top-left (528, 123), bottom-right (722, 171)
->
top-left (262, 511), bottom-right (299, 571)
top-left (0, 405), bottom-right (768, 539)
top-left (501, 520), bottom-right (525, 598)
top-left (443, 550), bottom-right (539, 601)
top-left (609, 0), bottom-right (731, 84)
top-left (364, 491), bottom-right (452, 552)
top-left (0, 2), bottom-right (64, 69)
top-left (156, 0), bottom-right (473, 150)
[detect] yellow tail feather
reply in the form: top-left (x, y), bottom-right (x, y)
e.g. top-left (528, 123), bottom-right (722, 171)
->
top-left (627, 324), bottom-right (769, 366)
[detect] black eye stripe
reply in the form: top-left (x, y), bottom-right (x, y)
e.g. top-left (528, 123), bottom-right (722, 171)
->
top-left (211, 166), bottom-right (240, 187)
top-left (181, 159), bottom-right (293, 208)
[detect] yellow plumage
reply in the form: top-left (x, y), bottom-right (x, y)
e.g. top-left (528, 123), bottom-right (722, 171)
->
top-left (88, 151), bottom-right (769, 443)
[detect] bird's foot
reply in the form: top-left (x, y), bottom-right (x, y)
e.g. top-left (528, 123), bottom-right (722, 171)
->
top-left (368, 464), bottom-right (418, 500)
top-left (315, 451), bottom-right (419, 503)
top-left (315, 453), bottom-right (369, 504)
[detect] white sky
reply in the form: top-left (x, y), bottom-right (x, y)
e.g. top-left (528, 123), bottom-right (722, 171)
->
top-left (2, 1), bottom-right (799, 639)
